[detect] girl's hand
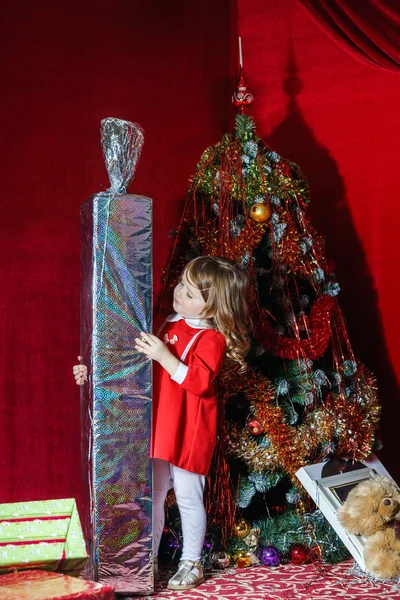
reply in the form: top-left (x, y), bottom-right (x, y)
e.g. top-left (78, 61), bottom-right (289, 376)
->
top-left (135, 333), bottom-right (172, 363)
top-left (73, 358), bottom-right (87, 386)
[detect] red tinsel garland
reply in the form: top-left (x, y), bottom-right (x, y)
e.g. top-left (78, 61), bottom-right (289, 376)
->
top-left (257, 295), bottom-right (335, 360)
top-left (205, 387), bottom-right (237, 545)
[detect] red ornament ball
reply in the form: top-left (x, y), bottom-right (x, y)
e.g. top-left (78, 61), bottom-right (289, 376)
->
top-left (249, 203), bottom-right (271, 223)
top-left (307, 544), bottom-right (321, 562)
top-left (271, 504), bottom-right (287, 514)
top-left (289, 543), bottom-right (309, 565)
top-left (246, 418), bottom-right (264, 436)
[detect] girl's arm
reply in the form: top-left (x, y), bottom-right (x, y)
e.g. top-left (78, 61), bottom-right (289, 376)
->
top-left (135, 332), bottom-right (180, 376)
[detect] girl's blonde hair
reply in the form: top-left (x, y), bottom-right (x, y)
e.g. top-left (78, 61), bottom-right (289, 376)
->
top-left (184, 256), bottom-right (251, 372)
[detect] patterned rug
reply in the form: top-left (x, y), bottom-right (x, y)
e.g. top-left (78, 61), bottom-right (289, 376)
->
top-left (132, 560), bottom-right (400, 600)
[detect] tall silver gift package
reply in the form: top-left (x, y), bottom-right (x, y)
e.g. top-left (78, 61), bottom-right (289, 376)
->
top-left (80, 118), bottom-right (153, 594)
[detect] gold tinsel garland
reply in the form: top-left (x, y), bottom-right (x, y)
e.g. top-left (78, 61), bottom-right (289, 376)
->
top-left (226, 364), bottom-right (380, 479)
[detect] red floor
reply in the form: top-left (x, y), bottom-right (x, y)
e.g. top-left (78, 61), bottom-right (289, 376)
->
top-left (138, 559), bottom-right (400, 600)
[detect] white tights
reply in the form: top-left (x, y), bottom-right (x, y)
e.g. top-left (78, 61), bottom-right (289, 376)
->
top-left (153, 458), bottom-right (206, 562)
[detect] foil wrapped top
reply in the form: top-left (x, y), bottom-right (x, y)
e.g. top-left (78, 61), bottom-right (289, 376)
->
top-left (101, 117), bottom-right (145, 194)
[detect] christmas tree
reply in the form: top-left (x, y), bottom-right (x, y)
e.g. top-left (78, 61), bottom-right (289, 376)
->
top-left (157, 97), bottom-right (380, 568)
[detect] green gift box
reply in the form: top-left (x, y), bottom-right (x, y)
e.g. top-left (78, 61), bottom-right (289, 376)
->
top-left (0, 498), bottom-right (88, 575)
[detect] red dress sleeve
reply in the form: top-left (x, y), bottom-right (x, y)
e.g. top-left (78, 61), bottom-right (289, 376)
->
top-left (178, 330), bottom-right (226, 396)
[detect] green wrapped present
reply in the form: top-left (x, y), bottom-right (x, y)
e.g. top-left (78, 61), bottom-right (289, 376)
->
top-left (0, 498), bottom-right (87, 575)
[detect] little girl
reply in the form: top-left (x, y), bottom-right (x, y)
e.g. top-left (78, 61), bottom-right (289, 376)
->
top-left (74, 255), bottom-right (250, 591)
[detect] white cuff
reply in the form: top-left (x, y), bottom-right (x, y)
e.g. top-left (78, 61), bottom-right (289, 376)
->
top-left (171, 362), bottom-right (188, 384)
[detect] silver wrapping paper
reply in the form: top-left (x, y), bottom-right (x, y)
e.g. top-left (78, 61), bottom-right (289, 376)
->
top-left (80, 119), bottom-right (153, 595)
top-left (101, 117), bottom-right (144, 194)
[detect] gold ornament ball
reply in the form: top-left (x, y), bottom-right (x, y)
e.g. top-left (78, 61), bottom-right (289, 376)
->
top-left (249, 203), bottom-right (271, 222)
top-left (233, 550), bottom-right (252, 568)
top-left (237, 555), bottom-right (252, 568)
top-left (235, 518), bottom-right (251, 538)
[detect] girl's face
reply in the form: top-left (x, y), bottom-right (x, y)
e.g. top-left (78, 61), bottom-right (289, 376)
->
top-left (173, 271), bottom-right (207, 319)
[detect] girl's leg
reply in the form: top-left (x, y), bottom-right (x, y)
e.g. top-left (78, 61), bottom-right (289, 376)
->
top-left (171, 465), bottom-right (206, 561)
top-left (152, 458), bottom-right (173, 558)
top-left (167, 466), bottom-right (206, 590)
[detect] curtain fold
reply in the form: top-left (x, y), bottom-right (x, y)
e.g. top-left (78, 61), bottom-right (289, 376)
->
top-left (298, 0), bottom-right (400, 72)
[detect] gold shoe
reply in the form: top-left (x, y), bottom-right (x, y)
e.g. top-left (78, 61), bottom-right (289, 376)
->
top-left (167, 559), bottom-right (205, 590)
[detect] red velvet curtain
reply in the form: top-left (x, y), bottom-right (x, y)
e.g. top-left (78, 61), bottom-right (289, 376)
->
top-left (1, 0), bottom-right (400, 508)
top-left (238, 0), bottom-right (400, 481)
top-left (298, 0), bottom-right (400, 72)
top-left (0, 0), bottom-right (235, 506)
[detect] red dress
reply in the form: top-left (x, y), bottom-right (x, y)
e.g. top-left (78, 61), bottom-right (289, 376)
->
top-left (151, 314), bottom-right (226, 476)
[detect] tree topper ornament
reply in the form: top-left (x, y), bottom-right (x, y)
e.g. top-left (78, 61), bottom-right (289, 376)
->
top-left (232, 37), bottom-right (254, 114)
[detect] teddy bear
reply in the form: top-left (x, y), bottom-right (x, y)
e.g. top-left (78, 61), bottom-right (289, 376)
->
top-left (337, 474), bottom-right (400, 579)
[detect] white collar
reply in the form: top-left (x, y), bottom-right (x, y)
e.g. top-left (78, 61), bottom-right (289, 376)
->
top-left (165, 313), bottom-right (212, 330)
